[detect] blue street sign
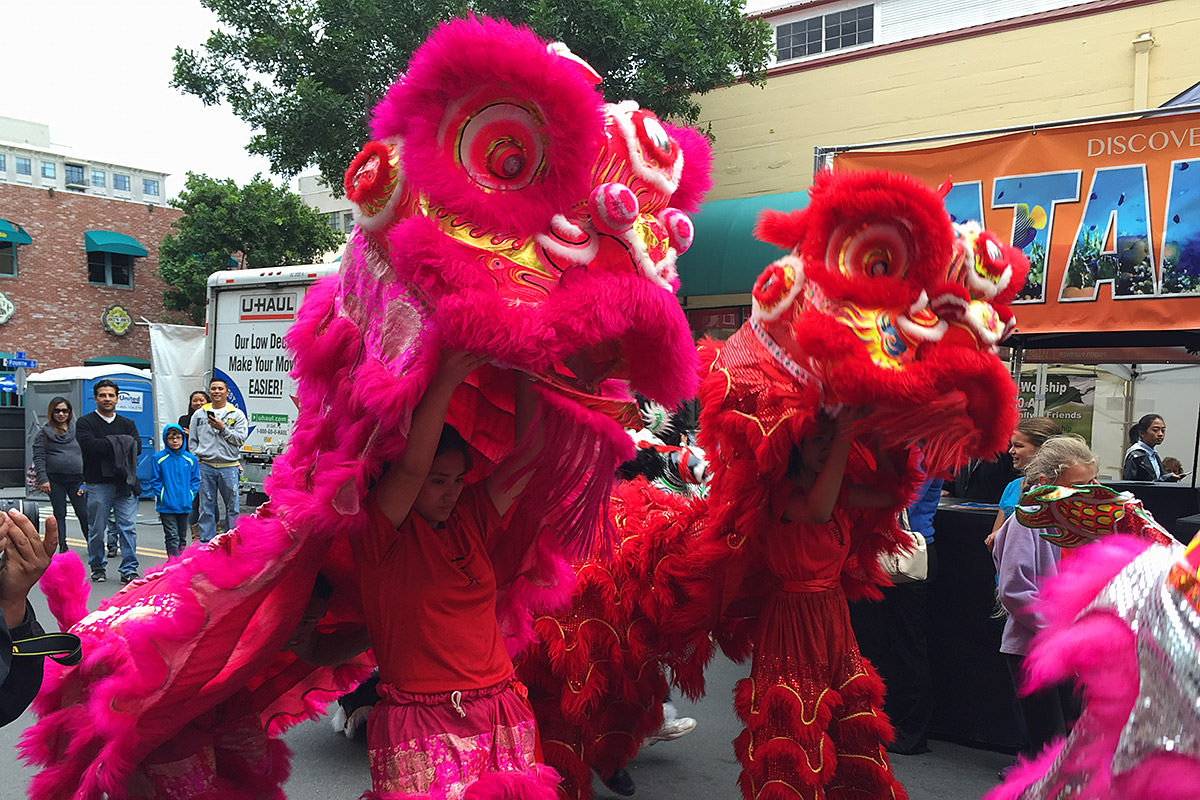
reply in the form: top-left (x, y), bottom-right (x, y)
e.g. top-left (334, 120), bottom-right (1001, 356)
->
top-left (3, 350), bottom-right (36, 369)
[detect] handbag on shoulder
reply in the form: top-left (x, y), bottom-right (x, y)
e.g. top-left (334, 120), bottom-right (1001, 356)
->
top-left (879, 508), bottom-right (928, 583)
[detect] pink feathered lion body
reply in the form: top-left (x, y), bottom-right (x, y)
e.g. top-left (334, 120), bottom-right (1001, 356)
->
top-left (22, 16), bottom-right (711, 799)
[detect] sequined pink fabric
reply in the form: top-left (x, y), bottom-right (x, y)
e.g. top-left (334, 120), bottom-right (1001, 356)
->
top-left (367, 681), bottom-right (552, 799)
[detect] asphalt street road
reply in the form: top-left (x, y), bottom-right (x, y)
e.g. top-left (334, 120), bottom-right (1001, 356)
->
top-left (1, 499), bottom-right (1010, 799)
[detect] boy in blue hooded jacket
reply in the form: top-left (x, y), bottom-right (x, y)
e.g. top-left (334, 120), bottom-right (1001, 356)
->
top-left (144, 424), bottom-right (200, 557)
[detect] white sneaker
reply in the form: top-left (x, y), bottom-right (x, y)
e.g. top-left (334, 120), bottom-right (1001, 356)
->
top-left (330, 704), bottom-right (349, 735)
top-left (330, 702), bottom-right (372, 739)
top-left (645, 715), bottom-right (697, 745)
top-left (344, 705), bottom-right (371, 739)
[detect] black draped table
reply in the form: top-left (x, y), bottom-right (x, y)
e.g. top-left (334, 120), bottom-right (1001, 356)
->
top-left (851, 500), bottom-right (1025, 752)
top-left (926, 502), bottom-right (1024, 751)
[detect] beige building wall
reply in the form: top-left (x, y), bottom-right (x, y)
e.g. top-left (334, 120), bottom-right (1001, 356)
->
top-left (698, 0), bottom-right (1200, 200)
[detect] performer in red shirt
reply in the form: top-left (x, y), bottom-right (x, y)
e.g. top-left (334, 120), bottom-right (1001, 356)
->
top-left (355, 350), bottom-right (558, 800)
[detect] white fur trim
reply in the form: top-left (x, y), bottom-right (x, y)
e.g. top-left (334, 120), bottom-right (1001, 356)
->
top-left (750, 255), bottom-right (806, 323)
top-left (609, 101), bottom-right (683, 196)
top-left (536, 214), bottom-right (599, 267)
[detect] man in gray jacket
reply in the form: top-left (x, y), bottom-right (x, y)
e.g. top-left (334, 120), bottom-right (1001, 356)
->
top-left (189, 378), bottom-right (248, 542)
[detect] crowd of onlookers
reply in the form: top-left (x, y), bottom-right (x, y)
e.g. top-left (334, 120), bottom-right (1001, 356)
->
top-left (29, 378), bottom-right (248, 584)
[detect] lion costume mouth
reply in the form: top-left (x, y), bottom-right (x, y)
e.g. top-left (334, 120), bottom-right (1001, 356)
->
top-left (533, 342), bottom-right (640, 428)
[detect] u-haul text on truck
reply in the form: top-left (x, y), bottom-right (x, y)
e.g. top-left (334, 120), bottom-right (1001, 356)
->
top-left (205, 263), bottom-right (338, 495)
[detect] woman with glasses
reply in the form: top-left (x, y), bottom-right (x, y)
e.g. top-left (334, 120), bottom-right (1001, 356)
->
top-left (32, 396), bottom-right (87, 554)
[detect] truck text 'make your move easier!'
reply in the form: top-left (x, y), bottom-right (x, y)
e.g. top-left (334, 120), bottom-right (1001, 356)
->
top-left (228, 333), bottom-right (294, 384)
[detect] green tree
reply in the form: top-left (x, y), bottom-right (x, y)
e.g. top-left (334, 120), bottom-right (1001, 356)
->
top-left (158, 173), bottom-right (343, 323)
top-left (172, 0), bottom-right (772, 189)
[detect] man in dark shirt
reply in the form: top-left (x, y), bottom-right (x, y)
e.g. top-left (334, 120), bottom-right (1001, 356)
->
top-left (76, 380), bottom-right (142, 584)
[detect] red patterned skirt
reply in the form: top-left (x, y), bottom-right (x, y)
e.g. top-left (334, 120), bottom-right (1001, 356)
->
top-left (734, 586), bottom-right (907, 800)
top-left (361, 677), bottom-right (561, 800)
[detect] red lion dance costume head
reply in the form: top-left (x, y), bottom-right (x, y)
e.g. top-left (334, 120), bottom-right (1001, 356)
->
top-left (21, 17), bottom-right (712, 800)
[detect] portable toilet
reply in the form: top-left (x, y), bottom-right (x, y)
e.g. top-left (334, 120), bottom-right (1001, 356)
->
top-left (25, 366), bottom-right (156, 498)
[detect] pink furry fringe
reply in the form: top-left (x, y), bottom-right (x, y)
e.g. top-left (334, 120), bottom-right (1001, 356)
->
top-left (985, 537), bottom-right (1177, 800)
top-left (498, 545), bottom-right (577, 659)
top-left (39, 551), bottom-right (89, 630)
top-left (1023, 536), bottom-right (1151, 693)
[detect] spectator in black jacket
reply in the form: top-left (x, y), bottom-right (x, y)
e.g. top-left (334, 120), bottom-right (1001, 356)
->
top-left (76, 380), bottom-right (142, 584)
top-left (1122, 414), bottom-right (1182, 482)
top-left (1, 509), bottom-right (57, 726)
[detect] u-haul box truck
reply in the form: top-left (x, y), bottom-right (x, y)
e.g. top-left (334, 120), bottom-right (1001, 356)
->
top-left (204, 263), bottom-right (338, 496)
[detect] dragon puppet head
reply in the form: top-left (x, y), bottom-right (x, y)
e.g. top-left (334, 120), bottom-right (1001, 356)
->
top-left (336, 15), bottom-right (708, 422)
top-left (281, 15), bottom-right (712, 540)
top-left (749, 169), bottom-right (1028, 471)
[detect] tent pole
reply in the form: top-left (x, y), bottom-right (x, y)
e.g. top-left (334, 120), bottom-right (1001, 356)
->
top-left (1192, 400), bottom-right (1199, 489)
top-left (1010, 343), bottom-right (1024, 383)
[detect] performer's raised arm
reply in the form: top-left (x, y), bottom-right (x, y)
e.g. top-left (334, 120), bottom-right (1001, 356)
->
top-left (780, 413), bottom-right (853, 524)
top-left (373, 350), bottom-right (487, 527)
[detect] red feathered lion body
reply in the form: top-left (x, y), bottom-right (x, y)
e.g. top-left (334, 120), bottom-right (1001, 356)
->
top-left (518, 170), bottom-right (1028, 800)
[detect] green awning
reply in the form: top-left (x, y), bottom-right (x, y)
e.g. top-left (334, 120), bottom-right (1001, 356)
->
top-left (677, 191), bottom-right (809, 298)
top-left (84, 356), bottom-right (151, 368)
top-left (0, 218), bottom-right (32, 245)
top-left (85, 230), bottom-right (148, 257)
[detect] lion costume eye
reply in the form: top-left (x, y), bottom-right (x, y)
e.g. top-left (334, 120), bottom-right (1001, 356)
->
top-left (829, 222), bottom-right (911, 280)
top-left (457, 103), bottom-right (546, 191)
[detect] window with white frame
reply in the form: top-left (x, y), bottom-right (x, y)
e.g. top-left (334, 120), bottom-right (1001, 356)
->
top-left (15, 157), bottom-right (31, 176)
top-left (0, 154), bottom-right (6, 172)
top-left (88, 251), bottom-right (134, 287)
top-left (777, 3), bottom-right (874, 62)
top-left (92, 169), bottom-right (105, 187)
top-left (41, 161), bottom-right (56, 179)
top-left (113, 173), bottom-right (130, 192)
top-left (0, 243), bottom-right (15, 277)
top-left (143, 178), bottom-right (160, 196)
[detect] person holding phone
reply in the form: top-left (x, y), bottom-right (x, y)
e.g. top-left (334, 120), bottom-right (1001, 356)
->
top-left (188, 378), bottom-right (248, 543)
top-left (1, 508), bottom-right (59, 726)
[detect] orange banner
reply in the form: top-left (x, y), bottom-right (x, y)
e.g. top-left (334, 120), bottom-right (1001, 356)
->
top-left (833, 111), bottom-right (1200, 335)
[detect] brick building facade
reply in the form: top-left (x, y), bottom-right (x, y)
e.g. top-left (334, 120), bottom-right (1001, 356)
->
top-left (0, 182), bottom-right (181, 371)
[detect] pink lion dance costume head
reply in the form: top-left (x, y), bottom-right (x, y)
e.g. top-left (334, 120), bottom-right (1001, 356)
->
top-left (21, 16), bottom-right (712, 800)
